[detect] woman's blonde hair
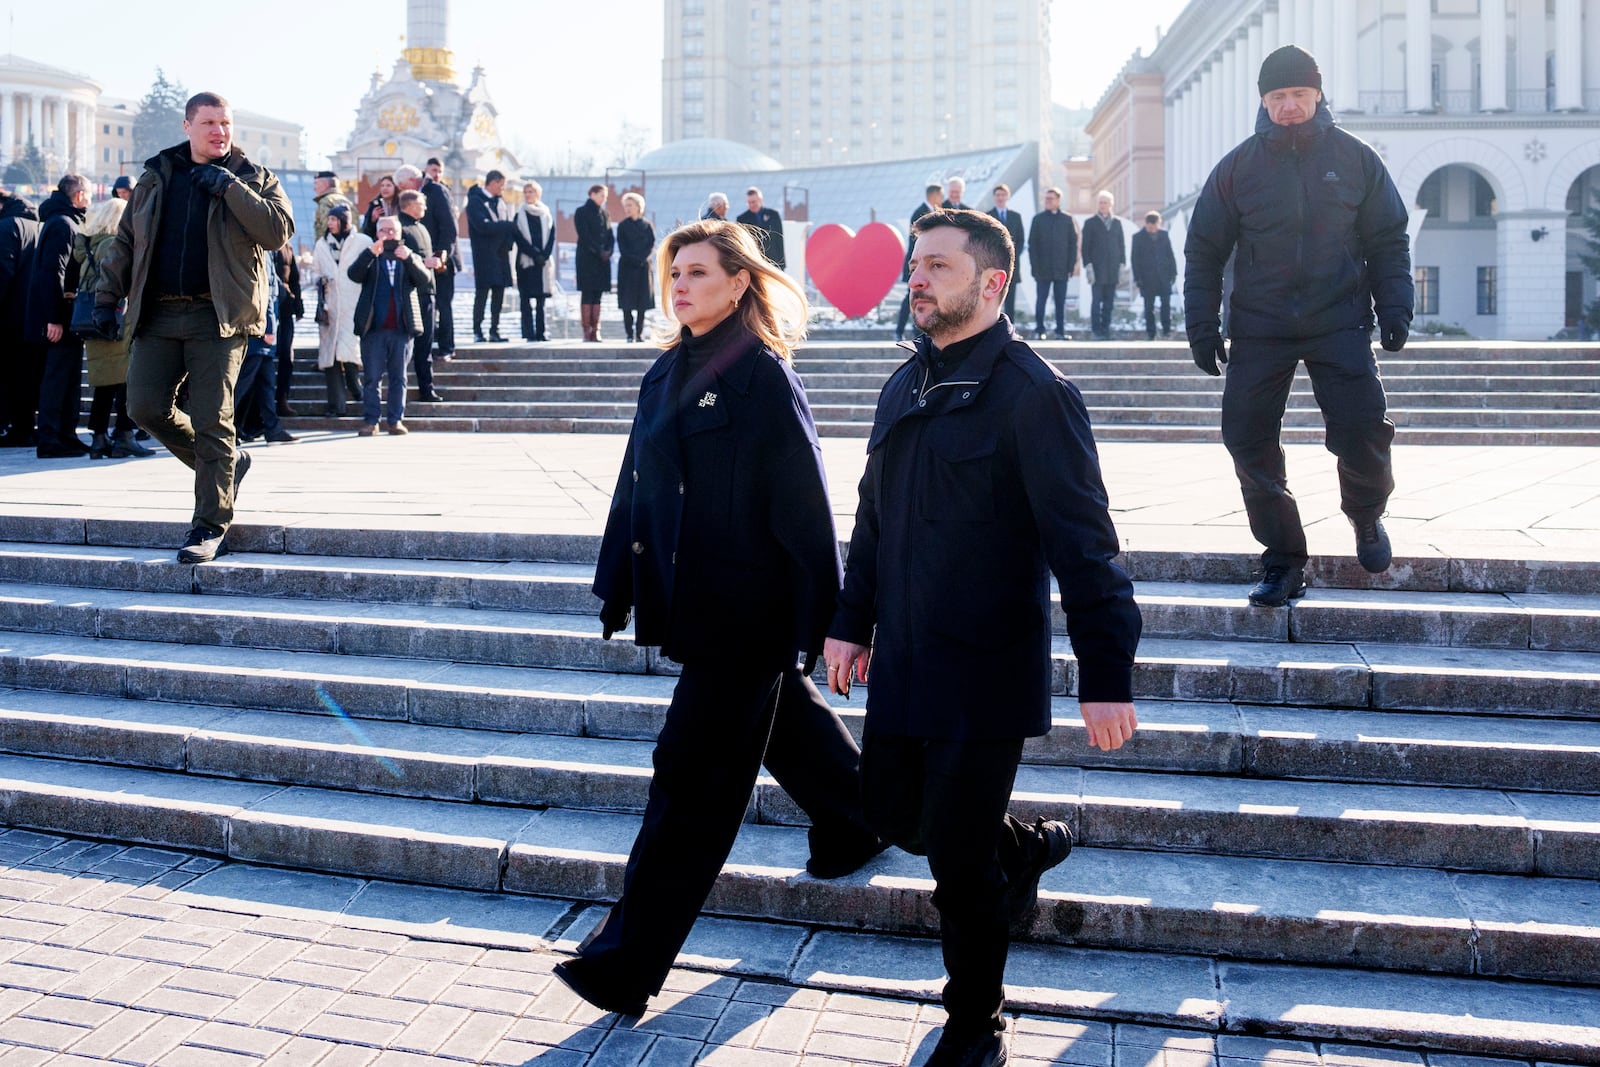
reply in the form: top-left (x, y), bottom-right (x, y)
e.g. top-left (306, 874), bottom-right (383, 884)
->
top-left (654, 219), bottom-right (807, 360)
top-left (82, 196), bottom-right (126, 238)
top-left (621, 191), bottom-right (645, 213)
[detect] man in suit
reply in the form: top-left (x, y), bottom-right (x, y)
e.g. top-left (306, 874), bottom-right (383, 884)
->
top-left (1028, 187), bottom-right (1078, 340)
top-left (896, 184), bottom-right (943, 342)
top-left (987, 184), bottom-right (1025, 323)
top-left (1130, 211), bottom-right (1178, 340)
top-left (421, 158), bottom-right (459, 360)
top-left (941, 176), bottom-right (970, 211)
top-left (1080, 190), bottom-right (1126, 340)
top-left (735, 187), bottom-right (785, 269)
top-left (825, 210), bottom-right (1141, 1067)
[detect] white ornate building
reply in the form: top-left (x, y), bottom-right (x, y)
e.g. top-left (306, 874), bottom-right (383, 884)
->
top-left (1145, 0), bottom-right (1600, 339)
top-left (330, 0), bottom-right (517, 180)
top-left (0, 54), bottom-right (100, 179)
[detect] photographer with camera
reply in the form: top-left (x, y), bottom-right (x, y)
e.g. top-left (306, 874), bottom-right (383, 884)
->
top-left (346, 214), bottom-right (432, 436)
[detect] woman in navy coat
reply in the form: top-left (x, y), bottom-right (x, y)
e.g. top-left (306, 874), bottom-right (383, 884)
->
top-left (555, 219), bottom-right (883, 1017)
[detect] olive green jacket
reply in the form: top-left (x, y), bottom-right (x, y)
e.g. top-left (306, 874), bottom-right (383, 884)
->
top-left (95, 142), bottom-right (294, 339)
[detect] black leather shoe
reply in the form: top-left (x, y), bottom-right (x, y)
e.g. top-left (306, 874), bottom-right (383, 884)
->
top-left (551, 959), bottom-right (646, 1017)
top-left (1248, 564), bottom-right (1307, 607)
top-left (925, 1029), bottom-right (1008, 1066)
top-left (1350, 515), bottom-right (1392, 573)
top-left (488, 331), bottom-right (508, 343)
top-left (420, 389), bottom-right (446, 402)
top-left (473, 332), bottom-right (487, 344)
top-left (805, 835), bottom-right (889, 880)
top-left (1005, 818), bottom-right (1072, 935)
top-left (177, 525), bottom-right (226, 564)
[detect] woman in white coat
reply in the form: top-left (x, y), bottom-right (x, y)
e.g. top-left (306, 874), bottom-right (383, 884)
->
top-left (314, 206), bottom-right (364, 415)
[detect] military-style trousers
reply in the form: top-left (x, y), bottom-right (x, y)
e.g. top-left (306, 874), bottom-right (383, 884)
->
top-left (1222, 329), bottom-right (1396, 569)
top-left (568, 662), bottom-right (878, 999)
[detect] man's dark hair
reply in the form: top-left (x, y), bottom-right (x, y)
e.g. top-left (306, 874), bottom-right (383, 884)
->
top-left (911, 209), bottom-right (1014, 276)
top-left (185, 92), bottom-right (230, 121)
top-left (588, 183), bottom-right (606, 196)
top-left (426, 157), bottom-right (442, 167)
top-left (746, 186), bottom-right (761, 197)
top-left (398, 189), bottom-right (424, 210)
top-left (485, 169), bottom-right (505, 184)
top-left (993, 183), bottom-right (1010, 195)
top-left (57, 174), bottom-right (87, 199)
top-left (925, 183), bottom-right (944, 196)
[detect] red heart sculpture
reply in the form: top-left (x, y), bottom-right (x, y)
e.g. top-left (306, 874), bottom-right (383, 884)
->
top-left (806, 222), bottom-right (907, 319)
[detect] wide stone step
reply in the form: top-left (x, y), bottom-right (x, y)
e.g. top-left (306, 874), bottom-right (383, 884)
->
top-left (5, 635), bottom-right (1597, 794)
top-left (5, 687), bottom-right (1594, 877)
top-left (136, 847), bottom-right (1600, 1062)
top-left (5, 544), bottom-right (1598, 652)
top-left (1, 753), bottom-right (1595, 985)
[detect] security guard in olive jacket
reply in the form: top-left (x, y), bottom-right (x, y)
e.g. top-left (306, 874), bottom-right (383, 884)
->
top-left (97, 91), bottom-right (294, 565)
top-left (825, 210), bottom-right (1141, 1067)
top-left (556, 219), bottom-right (882, 1019)
top-left (1185, 45), bottom-right (1412, 607)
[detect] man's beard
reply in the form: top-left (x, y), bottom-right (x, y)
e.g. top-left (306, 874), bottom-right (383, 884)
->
top-left (913, 276), bottom-right (984, 336)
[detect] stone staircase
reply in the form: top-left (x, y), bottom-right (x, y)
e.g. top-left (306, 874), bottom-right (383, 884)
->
top-left (1, 515), bottom-right (1598, 1060)
top-left (272, 340), bottom-right (1600, 445)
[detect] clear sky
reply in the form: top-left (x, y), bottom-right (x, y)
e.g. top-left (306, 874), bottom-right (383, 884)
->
top-left (8, 0), bottom-right (1191, 169)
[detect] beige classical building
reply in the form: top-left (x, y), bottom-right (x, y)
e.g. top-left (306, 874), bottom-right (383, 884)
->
top-left (0, 54), bottom-right (100, 178)
top-left (661, 0), bottom-right (1053, 169)
top-left (1082, 56), bottom-right (1166, 219)
top-left (1088, 0), bottom-right (1600, 339)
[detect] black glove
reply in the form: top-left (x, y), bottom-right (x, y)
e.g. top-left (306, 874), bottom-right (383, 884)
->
top-left (1188, 328), bottom-right (1228, 376)
top-left (91, 305), bottom-right (121, 341)
top-left (599, 603), bottom-right (632, 641)
top-left (192, 164), bottom-right (237, 198)
top-left (1379, 319), bottom-right (1409, 353)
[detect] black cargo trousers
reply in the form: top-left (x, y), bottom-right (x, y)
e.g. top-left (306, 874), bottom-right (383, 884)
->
top-left (1221, 328), bottom-right (1395, 569)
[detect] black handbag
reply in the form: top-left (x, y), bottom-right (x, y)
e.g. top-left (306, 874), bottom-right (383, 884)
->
top-left (69, 290), bottom-right (98, 335)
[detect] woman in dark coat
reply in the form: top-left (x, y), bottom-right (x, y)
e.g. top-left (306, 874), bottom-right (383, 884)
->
top-left (359, 175), bottom-right (399, 240)
top-left (513, 181), bottom-right (555, 342)
top-left (613, 192), bottom-right (655, 342)
top-left (554, 219), bottom-right (883, 1019)
top-left (573, 184), bottom-right (614, 341)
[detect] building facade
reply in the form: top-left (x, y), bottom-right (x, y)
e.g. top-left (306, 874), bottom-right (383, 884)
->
top-left (95, 98), bottom-right (304, 184)
top-left (661, 0), bottom-right (1053, 170)
top-left (1129, 0), bottom-right (1600, 339)
top-left (0, 54), bottom-right (100, 180)
top-left (1082, 56), bottom-right (1166, 220)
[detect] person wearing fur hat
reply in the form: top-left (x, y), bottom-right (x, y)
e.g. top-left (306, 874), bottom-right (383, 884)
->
top-left (1184, 44), bottom-right (1413, 608)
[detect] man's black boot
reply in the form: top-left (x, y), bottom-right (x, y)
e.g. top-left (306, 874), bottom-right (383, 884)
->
top-left (177, 525), bottom-right (226, 564)
top-left (551, 959), bottom-right (646, 1017)
top-left (1004, 818), bottom-right (1072, 936)
top-left (1350, 515), bottom-right (1392, 573)
top-left (1248, 564), bottom-right (1307, 607)
top-left (926, 1029), bottom-right (1009, 1067)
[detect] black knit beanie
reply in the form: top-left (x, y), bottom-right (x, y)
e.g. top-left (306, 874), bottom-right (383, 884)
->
top-left (1258, 45), bottom-right (1322, 96)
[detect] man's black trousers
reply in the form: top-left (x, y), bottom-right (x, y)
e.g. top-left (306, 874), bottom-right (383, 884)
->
top-left (472, 285), bottom-right (503, 337)
top-left (1141, 291), bottom-right (1171, 338)
top-left (569, 661), bottom-right (877, 999)
top-left (1034, 279), bottom-right (1066, 336)
top-left (412, 290), bottom-right (436, 393)
top-left (861, 731), bottom-right (1038, 1038)
top-left (1221, 329), bottom-right (1395, 569)
top-left (433, 270), bottom-right (455, 355)
top-left (35, 337), bottom-right (84, 448)
top-left (1090, 281), bottom-right (1117, 336)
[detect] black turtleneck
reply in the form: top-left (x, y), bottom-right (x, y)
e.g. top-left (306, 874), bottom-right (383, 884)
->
top-left (922, 328), bottom-right (985, 385)
top-left (676, 312), bottom-right (751, 409)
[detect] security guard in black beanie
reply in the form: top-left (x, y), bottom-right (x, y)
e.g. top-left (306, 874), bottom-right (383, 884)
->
top-left (1185, 44), bottom-right (1413, 607)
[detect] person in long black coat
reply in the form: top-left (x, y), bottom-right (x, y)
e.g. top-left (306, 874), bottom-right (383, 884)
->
top-left (513, 180), bottom-right (555, 342)
top-left (734, 186), bottom-right (785, 269)
top-left (574, 184), bottom-right (614, 342)
top-left (613, 193), bottom-right (655, 343)
top-left (421, 158), bottom-right (460, 358)
top-left (0, 191), bottom-right (41, 446)
top-left (554, 219), bottom-right (883, 1019)
top-left (25, 177), bottom-right (90, 457)
top-left (987, 183), bottom-right (1026, 324)
top-left (465, 170), bottom-right (516, 342)
top-left (1080, 191), bottom-right (1126, 340)
top-left (1130, 211), bottom-right (1178, 340)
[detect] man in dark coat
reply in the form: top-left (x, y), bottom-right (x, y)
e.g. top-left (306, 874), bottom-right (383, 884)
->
top-left (1185, 44), bottom-right (1412, 606)
top-left (398, 188), bottom-right (445, 402)
top-left (348, 214), bottom-right (432, 435)
top-left (824, 210), bottom-right (1141, 1067)
top-left (465, 169), bottom-right (515, 343)
top-left (940, 176), bottom-right (970, 210)
top-left (25, 175), bottom-right (90, 458)
top-left (574, 184), bottom-right (614, 342)
top-left (99, 91), bottom-right (295, 564)
top-left (421, 158), bottom-right (459, 359)
top-left (895, 183), bottom-right (943, 342)
top-left (0, 190), bottom-right (41, 446)
top-left (734, 186), bottom-right (785, 269)
top-left (1130, 210), bottom-right (1178, 340)
top-left (1028, 187), bottom-right (1077, 340)
top-left (1080, 191), bottom-right (1125, 340)
top-left (987, 183), bottom-right (1025, 323)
